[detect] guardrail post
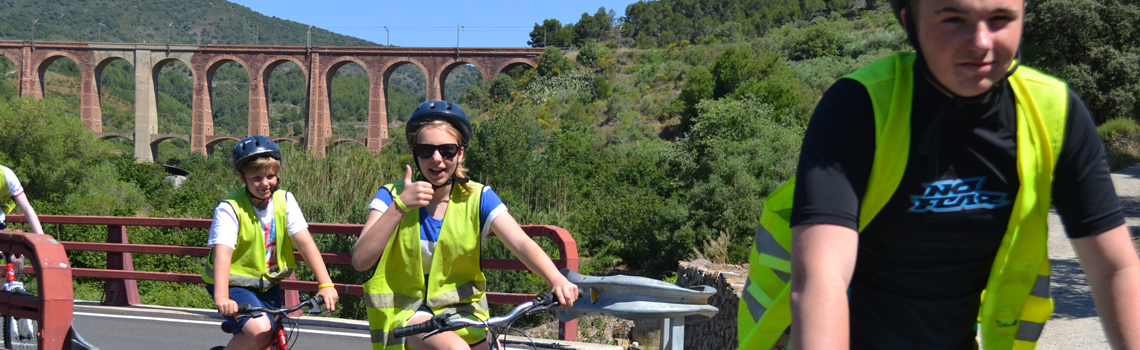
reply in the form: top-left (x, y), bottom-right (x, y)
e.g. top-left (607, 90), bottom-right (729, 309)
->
top-left (549, 226), bottom-right (579, 342)
top-left (283, 271), bottom-right (301, 317)
top-left (660, 317), bottom-right (685, 350)
top-left (103, 224), bottom-right (140, 306)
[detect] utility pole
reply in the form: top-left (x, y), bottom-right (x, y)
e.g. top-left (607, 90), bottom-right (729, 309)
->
top-left (97, 22), bottom-right (102, 42)
top-left (31, 19), bottom-right (37, 51)
top-left (167, 22), bottom-right (173, 54)
top-left (456, 25), bottom-right (463, 47)
top-left (255, 26), bottom-right (259, 45)
top-left (306, 25), bottom-right (312, 55)
top-left (456, 25), bottom-right (463, 58)
top-left (384, 26), bottom-right (389, 46)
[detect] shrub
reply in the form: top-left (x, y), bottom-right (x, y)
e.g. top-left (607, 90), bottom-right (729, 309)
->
top-left (1098, 117), bottom-right (1140, 170)
top-left (787, 25), bottom-right (849, 61)
top-left (537, 47), bottom-right (575, 77)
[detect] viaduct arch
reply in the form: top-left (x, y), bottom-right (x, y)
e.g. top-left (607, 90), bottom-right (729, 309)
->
top-left (0, 40), bottom-right (540, 162)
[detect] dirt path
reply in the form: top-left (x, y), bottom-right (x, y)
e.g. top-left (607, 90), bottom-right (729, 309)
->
top-left (1037, 165), bottom-right (1140, 349)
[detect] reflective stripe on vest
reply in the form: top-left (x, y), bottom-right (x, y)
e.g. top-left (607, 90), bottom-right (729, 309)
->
top-left (737, 52), bottom-right (1067, 350)
top-left (363, 181), bottom-right (489, 350)
top-left (0, 166), bottom-right (16, 215)
top-left (201, 188), bottom-right (296, 290)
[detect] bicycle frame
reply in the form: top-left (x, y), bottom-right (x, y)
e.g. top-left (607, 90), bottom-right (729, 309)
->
top-left (393, 293), bottom-right (560, 350)
top-left (227, 295), bottom-right (326, 350)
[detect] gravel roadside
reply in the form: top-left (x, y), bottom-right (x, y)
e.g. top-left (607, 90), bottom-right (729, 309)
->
top-left (1037, 165), bottom-right (1140, 350)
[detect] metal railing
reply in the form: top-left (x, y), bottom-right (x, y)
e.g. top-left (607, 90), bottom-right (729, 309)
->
top-left (0, 230), bottom-right (74, 350)
top-left (5, 215), bottom-right (580, 341)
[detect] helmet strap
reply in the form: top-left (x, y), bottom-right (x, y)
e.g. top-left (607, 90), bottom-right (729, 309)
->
top-left (242, 177), bottom-right (278, 210)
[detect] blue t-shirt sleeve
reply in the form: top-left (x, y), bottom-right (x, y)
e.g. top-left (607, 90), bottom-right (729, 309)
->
top-left (479, 186), bottom-right (508, 236)
top-left (369, 187), bottom-right (395, 212)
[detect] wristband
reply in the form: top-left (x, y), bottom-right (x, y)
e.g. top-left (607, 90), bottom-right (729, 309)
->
top-left (318, 283), bottom-right (335, 289)
top-left (394, 199), bottom-right (409, 213)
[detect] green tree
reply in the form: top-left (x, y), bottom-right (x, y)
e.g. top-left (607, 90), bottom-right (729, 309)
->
top-left (576, 40), bottom-right (609, 69)
top-left (490, 74), bottom-right (517, 102)
top-left (536, 47), bottom-right (574, 77)
top-left (1024, 0), bottom-right (1140, 122)
top-left (528, 19), bottom-right (564, 47)
top-left (677, 67), bottom-right (715, 130)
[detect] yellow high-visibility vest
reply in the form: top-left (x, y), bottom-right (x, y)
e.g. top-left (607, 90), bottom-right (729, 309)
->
top-left (364, 181), bottom-right (489, 350)
top-left (738, 52), bottom-right (1068, 350)
top-left (202, 188), bottom-right (295, 290)
top-left (0, 166), bottom-right (18, 215)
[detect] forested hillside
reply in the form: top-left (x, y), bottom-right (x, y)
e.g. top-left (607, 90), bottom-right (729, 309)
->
top-left (0, 0), bottom-right (484, 161)
top-left (0, 0), bottom-right (372, 46)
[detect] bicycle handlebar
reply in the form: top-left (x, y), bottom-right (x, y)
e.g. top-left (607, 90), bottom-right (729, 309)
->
top-left (392, 293), bottom-right (560, 340)
top-left (236, 295), bottom-right (327, 318)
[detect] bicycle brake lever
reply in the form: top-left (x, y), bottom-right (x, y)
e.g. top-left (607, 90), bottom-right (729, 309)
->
top-left (421, 328), bottom-right (445, 340)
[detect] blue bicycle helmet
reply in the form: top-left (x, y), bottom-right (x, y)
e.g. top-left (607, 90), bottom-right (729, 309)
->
top-left (233, 135), bottom-right (282, 173)
top-left (405, 100), bottom-right (473, 146)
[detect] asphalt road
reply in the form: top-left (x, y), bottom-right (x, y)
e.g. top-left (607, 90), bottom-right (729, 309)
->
top-left (1035, 165), bottom-right (1140, 349)
top-left (65, 302), bottom-right (617, 350)
top-left (70, 303), bottom-right (371, 350)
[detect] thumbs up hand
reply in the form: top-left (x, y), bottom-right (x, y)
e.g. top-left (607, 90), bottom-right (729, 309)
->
top-left (398, 165), bottom-right (434, 211)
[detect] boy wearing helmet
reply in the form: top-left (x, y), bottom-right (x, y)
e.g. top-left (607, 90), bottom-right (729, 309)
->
top-left (738, 0), bottom-right (1140, 349)
top-left (352, 101), bottom-right (578, 350)
top-left (203, 135), bottom-right (339, 350)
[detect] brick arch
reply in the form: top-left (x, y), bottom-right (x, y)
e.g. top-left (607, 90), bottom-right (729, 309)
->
top-left (202, 56), bottom-right (252, 137)
top-left (97, 133), bottom-right (134, 142)
top-left (92, 55), bottom-right (136, 134)
top-left (439, 60), bottom-right (489, 101)
top-left (490, 58), bottom-right (538, 82)
top-left (203, 55), bottom-right (252, 80)
top-left (35, 51), bottom-right (85, 97)
top-left (272, 137), bottom-right (301, 145)
top-left (324, 57), bottom-right (369, 78)
top-left (0, 50), bottom-right (17, 74)
top-left (259, 56), bottom-right (309, 80)
top-left (152, 57), bottom-right (193, 74)
top-left (322, 57), bottom-right (373, 142)
top-left (381, 59), bottom-right (429, 90)
top-left (151, 135), bottom-right (190, 145)
top-left (150, 58), bottom-right (196, 135)
top-left (330, 138), bottom-right (366, 147)
top-left (204, 136), bottom-right (242, 156)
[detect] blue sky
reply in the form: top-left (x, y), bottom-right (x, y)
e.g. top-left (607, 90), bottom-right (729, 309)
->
top-left (229, 0), bottom-right (640, 47)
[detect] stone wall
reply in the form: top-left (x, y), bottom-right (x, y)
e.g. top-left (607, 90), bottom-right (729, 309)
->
top-left (674, 259), bottom-right (788, 350)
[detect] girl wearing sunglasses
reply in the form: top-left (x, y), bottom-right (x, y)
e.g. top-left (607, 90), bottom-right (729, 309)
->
top-left (352, 100), bottom-right (579, 350)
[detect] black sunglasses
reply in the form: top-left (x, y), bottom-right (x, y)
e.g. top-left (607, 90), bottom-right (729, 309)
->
top-left (413, 143), bottom-right (462, 159)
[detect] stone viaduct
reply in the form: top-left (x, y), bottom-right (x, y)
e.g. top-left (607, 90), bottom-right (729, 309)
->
top-left (0, 40), bottom-right (542, 161)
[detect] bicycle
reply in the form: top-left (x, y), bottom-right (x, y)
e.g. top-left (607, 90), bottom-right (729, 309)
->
top-left (393, 293), bottom-right (560, 350)
top-left (3, 262), bottom-right (37, 350)
top-left (211, 294), bottom-right (327, 350)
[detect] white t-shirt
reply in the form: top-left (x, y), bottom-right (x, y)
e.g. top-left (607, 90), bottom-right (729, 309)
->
top-left (0, 167), bottom-right (25, 224)
top-left (207, 192), bottom-right (308, 273)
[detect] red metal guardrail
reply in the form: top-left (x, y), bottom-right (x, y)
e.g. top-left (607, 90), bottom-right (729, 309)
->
top-left (0, 230), bottom-right (74, 350)
top-left (5, 215), bottom-right (580, 341)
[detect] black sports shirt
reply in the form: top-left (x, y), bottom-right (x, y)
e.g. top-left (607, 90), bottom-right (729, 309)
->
top-left (790, 61), bottom-right (1125, 349)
